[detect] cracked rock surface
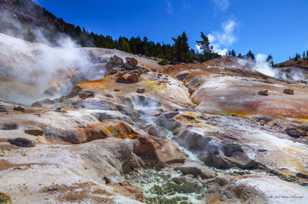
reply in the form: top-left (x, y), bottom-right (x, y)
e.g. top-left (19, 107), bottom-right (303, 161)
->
top-left (0, 36), bottom-right (308, 204)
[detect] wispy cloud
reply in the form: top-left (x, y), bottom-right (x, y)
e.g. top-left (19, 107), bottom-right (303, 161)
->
top-left (165, 0), bottom-right (174, 15)
top-left (212, 0), bottom-right (230, 11)
top-left (208, 20), bottom-right (237, 55)
top-left (182, 0), bottom-right (192, 9)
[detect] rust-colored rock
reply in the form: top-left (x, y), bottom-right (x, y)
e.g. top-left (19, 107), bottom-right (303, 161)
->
top-left (124, 57), bottom-right (138, 70)
top-left (116, 72), bottom-right (140, 84)
top-left (24, 128), bottom-right (44, 136)
top-left (134, 136), bottom-right (186, 166)
top-left (258, 90), bottom-right (269, 96)
top-left (78, 90), bottom-right (95, 99)
top-left (111, 182), bottom-right (144, 202)
top-left (283, 88), bottom-right (294, 95)
top-left (0, 192), bottom-right (12, 204)
top-left (13, 106), bottom-right (25, 112)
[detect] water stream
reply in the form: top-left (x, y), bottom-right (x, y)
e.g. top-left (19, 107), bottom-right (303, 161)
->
top-left (126, 169), bottom-right (207, 204)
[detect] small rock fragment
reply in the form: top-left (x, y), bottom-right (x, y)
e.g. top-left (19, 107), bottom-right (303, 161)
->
top-left (258, 90), bottom-right (269, 96)
top-left (105, 94), bottom-right (113, 98)
top-left (285, 128), bottom-right (305, 138)
top-left (1, 123), bottom-right (18, 130)
top-left (103, 177), bottom-right (111, 184)
top-left (255, 116), bottom-right (272, 125)
top-left (175, 166), bottom-right (215, 179)
top-left (147, 126), bottom-right (160, 137)
top-left (283, 89), bottom-right (294, 95)
top-left (31, 102), bottom-right (42, 108)
top-left (164, 112), bottom-right (179, 119)
top-left (55, 107), bottom-right (66, 113)
top-left (24, 128), bottom-right (44, 136)
top-left (13, 106), bottom-right (25, 112)
top-left (106, 55), bottom-right (124, 69)
top-left (136, 88), bottom-right (145, 94)
top-left (222, 143), bottom-right (244, 157)
top-left (79, 90), bottom-right (95, 99)
top-left (116, 72), bottom-right (140, 84)
top-left (8, 138), bottom-right (35, 148)
top-left (124, 57), bottom-right (138, 70)
top-left (176, 72), bottom-right (190, 81)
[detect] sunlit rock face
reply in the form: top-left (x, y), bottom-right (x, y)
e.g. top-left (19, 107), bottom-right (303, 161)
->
top-left (0, 34), bottom-right (160, 105)
top-left (0, 36), bottom-right (308, 203)
top-left (192, 75), bottom-right (308, 119)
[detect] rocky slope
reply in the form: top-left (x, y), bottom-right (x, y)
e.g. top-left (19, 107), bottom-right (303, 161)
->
top-left (0, 35), bottom-right (308, 204)
top-left (0, 0), bottom-right (88, 44)
top-left (277, 59), bottom-right (308, 69)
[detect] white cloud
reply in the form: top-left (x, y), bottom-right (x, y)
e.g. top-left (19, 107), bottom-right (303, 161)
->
top-left (208, 20), bottom-right (237, 55)
top-left (212, 0), bottom-right (230, 11)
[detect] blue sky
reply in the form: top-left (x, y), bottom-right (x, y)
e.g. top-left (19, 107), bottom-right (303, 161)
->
top-left (36, 0), bottom-right (308, 62)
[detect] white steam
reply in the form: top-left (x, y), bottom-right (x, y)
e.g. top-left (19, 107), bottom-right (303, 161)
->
top-left (238, 54), bottom-right (306, 82)
top-left (0, 33), bottom-right (100, 105)
top-left (0, 11), bottom-right (104, 105)
top-left (254, 54), bottom-right (277, 77)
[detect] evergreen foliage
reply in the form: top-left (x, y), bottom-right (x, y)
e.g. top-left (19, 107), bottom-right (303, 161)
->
top-left (246, 50), bottom-right (255, 61)
top-left (8, 0), bottom-right (222, 64)
top-left (195, 32), bottom-right (220, 62)
top-left (289, 50), bottom-right (308, 61)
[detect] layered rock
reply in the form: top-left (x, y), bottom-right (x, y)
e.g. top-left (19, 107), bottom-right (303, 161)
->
top-left (0, 46), bottom-right (308, 204)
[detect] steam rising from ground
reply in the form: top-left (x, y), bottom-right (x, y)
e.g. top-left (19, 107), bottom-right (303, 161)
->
top-left (0, 10), bottom-right (104, 105)
top-left (253, 54), bottom-right (277, 77)
top-left (0, 33), bottom-right (100, 105)
top-left (238, 54), bottom-right (307, 82)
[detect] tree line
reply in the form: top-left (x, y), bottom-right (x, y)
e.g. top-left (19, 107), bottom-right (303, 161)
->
top-left (10, 1), bottom-right (221, 64)
top-left (291, 51), bottom-right (308, 61)
top-left (68, 27), bottom-right (221, 64)
top-left (227, 49), bottom-right (274, 65)
top-left (13, 0), bottom-right (281, 65)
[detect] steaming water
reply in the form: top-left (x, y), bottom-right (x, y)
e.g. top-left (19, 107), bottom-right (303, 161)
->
top-left (0, 34), bottom-right (107, 105)
top-left (163, 128), bottom-right (201, 162)
top-left (127, 96), bottom-right (208, 203)
top-left (127, 169), bottom-right (207, 204)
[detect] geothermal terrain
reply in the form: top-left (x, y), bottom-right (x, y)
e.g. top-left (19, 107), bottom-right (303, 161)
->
top-left (0, 33), bottom-right (308, 204)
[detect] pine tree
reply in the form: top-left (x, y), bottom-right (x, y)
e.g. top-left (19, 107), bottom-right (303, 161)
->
top-left (195, 32), bottom-right (220, 62)
top-left (246, 50), bottom-right (255, 61)
top-left (196, 32), bottom-right (210, 54)
top-left (266, 55), bottom-right (274, 66)
top-left (228, 50), bottom-right (236, 57)
top-left (172, 32), bottom-right (192, 63)
top-left (294, 53), bottom-right (301, 61)
top-left (117, 37), bottom-right (131, 53)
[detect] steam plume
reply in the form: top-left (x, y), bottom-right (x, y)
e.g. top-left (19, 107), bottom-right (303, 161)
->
top-left (0, 10), bottom-right (102, 105)
top-left (238, 54), bottom-right (306, 82)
